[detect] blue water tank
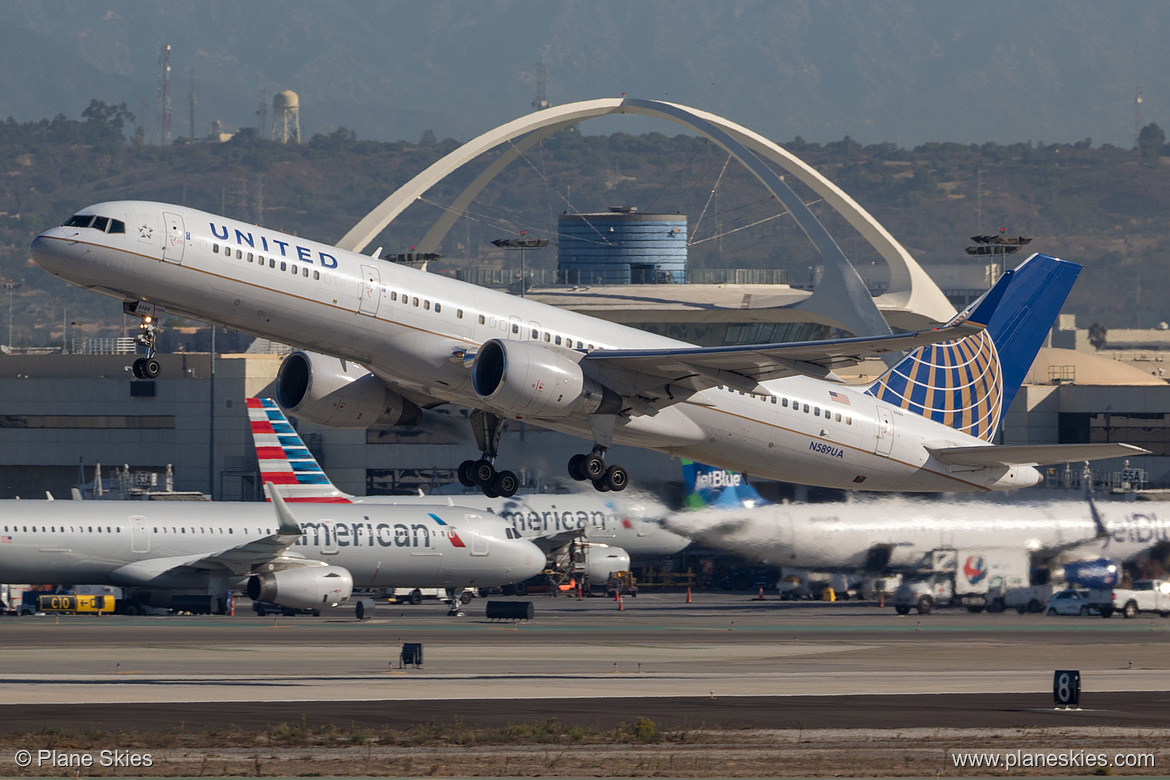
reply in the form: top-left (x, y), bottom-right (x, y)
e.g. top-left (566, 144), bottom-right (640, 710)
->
top-left (557, 208), bottom-right (687, 284)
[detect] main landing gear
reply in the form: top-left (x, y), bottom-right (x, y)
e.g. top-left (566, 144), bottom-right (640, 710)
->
top-left (458, 410), bottom-right (519, 498)
top-left (567, 446), bottom-right (628, 492)
top-left (132, 314), bottom-right (161, 379)
top-left (458, 411), bottom-right (629, 496)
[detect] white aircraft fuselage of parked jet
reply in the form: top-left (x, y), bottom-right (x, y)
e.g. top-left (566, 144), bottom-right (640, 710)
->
top-left (30, 202), bottom-right (1145, 497)
top-left (0, 488), bottom-right (543, 611)
top-left (667, 497), bottom-right (1170, 573)
top-left (247, 397), bottom-right (690, 561)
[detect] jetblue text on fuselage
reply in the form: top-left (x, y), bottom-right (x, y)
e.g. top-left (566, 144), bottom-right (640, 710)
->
top-left (1105, 513), bottom-right (1170, 548)
top-left (210, 223), bottom-right (338, 268)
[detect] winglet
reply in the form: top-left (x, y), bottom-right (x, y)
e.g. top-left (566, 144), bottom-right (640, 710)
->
top-left (265, 482), bottom-right (304, 537)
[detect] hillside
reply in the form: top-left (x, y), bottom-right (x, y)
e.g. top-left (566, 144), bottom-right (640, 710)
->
top-left (2, 110), bottom-right (1168, 348)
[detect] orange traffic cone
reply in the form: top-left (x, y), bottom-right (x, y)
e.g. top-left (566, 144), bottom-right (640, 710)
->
top-left (757, 587), bottom-right (764, 601)
top-left (686, 586), bottom-right (693, 604)
top-left (618, 594), bottom-right (624, 611)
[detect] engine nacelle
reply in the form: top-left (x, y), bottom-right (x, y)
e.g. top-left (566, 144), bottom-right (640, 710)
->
top-left (276, 350), bottom-right (422, 429)
top-left (471, 339), bottom-right (620, 418)
top-left (246, 564), bottom-right (354, 609)
top-left (583, 544), bottom-right (632, 583)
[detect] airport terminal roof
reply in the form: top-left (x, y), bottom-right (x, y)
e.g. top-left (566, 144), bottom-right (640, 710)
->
top-left (1025, 347), bottom-right (1168, 386)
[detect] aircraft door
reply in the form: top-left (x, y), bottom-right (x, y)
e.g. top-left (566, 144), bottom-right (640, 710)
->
top-left (874, 407), bottom-right (894, 457)
top-left (359, 265), bottom-right (381, 316)
top-left (464, 515), bottom-right (489, 556)
top-left (321, 521), bottom-right (339, 555)
top-left (162, 212), bottom-right (186, 264)
top-left (130, 516), bottom-right (150, 554)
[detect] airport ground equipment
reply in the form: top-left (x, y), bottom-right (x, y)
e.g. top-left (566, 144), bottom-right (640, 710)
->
top-left (893, 548), bottom-right (1030, 615)
top-left (485, 600), bottom-right (534, 621)
top-left (606, 571), bottom-right (639, 599)
top-left (1090, 579), bottom-right (1170, 618)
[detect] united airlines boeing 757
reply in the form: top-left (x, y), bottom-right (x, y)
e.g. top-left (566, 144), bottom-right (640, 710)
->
top-left (0, 485), bottom-right (542, 614)
top-left (30, 203), bottom-right (1146, 497)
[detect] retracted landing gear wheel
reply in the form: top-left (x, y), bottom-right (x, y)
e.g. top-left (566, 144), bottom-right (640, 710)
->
top-left (492, 470), bottom-right (519, 498)
top-left (457, 460), bottom-right (478, 488)
top-left (567, 453), bottom-right (588, 481)
top-left (603, 464), bottom-right (629, 492)
top-left (472, 459), bottom-right (496, 486)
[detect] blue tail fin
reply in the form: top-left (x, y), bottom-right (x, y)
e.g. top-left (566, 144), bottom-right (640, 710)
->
top-left (682, 460), bottom-right (769, 509)
top-left (865, 253), bottom-right (1080, 441)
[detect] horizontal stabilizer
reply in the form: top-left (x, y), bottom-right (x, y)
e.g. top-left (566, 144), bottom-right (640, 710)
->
top-left (928, 442), bottom-right (1150, 468)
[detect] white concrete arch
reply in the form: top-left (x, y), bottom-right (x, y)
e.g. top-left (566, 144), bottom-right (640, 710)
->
top-left (337, 98), bottom-right (955, 329)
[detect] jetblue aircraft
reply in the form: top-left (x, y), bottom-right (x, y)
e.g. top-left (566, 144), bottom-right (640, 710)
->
top-left (671, 462), bottom-right (1169, 584)
top-left (247, 397), bottom-right (690, 571)
top-left (30, 203), bottom-right (1144, 497)
top-left (0, 485), bottom-right (542, 614)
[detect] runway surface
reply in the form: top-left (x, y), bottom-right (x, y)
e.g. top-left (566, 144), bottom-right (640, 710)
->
top-left (4, 593), bottom-right (1169, 732)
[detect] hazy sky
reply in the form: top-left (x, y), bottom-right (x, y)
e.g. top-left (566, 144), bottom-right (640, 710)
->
top-left (2, 0), bottom-right (1165, 148)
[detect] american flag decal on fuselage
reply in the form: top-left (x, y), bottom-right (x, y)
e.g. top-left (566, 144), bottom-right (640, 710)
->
top-left (864, 330), bottom-right (1003, 442)
top-left (247, 397), bottom-right (352, 502)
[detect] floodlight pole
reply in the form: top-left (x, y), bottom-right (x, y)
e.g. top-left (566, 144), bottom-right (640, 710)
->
top-left (491, 238), bottom-right (549, 298)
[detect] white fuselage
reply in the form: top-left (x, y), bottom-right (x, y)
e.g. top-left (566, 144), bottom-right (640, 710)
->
top-left (666, 499), bottom-right (1170, 570)
top-left (352, 491), bottom-right (691, 558)
top-left (0, 500), bottom-right (543, 590)
top-left (30, 202), bottom-right (1042, 492)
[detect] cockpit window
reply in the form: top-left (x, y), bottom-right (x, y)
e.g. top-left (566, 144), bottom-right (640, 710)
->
top-left (62, 214), bottom-right (125, 234)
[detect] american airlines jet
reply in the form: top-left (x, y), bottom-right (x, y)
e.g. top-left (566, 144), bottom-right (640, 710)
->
top-left (29, 203), bottom-right (1144, 497)
top-left (247, 397), bottom-right (690, 570)
top-left (0, 486), bottom-right (542, 614)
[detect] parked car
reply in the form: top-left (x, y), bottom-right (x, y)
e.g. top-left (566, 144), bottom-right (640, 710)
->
top-left (1045, 589), bottom-right (1097, 616)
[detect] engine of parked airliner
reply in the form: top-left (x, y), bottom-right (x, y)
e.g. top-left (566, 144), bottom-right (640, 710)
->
top-left (246, 564), bottom-right (354, 609)
top-left (470, 339), bottom-right (620, 418)
top-left (276, 350), bottom-right (422, 429)
top-left (582, 545), bottom-right (632, 583)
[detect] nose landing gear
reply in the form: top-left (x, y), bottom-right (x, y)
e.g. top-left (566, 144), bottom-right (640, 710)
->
top-left (125, 301), bottom-right (163, 379)
top-left (132, 318), bottom-right (161, 379)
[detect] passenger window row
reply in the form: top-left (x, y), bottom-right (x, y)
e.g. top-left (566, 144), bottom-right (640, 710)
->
top-left (213, 243), bottom-right (323, 281)
top-left (716, 385), bottom-right (852, 425)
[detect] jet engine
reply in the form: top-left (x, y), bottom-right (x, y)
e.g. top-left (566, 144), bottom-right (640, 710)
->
top-left (471, 339), bottom-right (620, 418)
top-left (276, 350), bottom-right (422, 429)
top-left (581, 544), bottom-right (632, 583)
top-left (246, 564), bottom-right (354, 609)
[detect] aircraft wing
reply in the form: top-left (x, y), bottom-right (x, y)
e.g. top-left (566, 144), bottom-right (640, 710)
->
top-left (582, 271), bottom-right (1008, 398)
top-left (927, 443), bottom-right (1150, 468)
top-left (109, 486), bottom-right (305, 584)
top-left (586, 319), bottom-right (988, 396)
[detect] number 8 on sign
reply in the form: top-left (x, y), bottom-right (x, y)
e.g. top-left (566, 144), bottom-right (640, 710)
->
top-left (1053, 669), bottom-right (1080, 708)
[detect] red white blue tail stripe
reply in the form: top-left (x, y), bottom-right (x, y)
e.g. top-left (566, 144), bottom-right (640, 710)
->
top-left (247, 397), bottom-right (353, 503)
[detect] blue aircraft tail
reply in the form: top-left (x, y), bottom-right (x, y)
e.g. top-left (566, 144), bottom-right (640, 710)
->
top-left (865, 253), bottom-right (1080, 442)
top-left (682, 460), bottom-right (769, 509)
